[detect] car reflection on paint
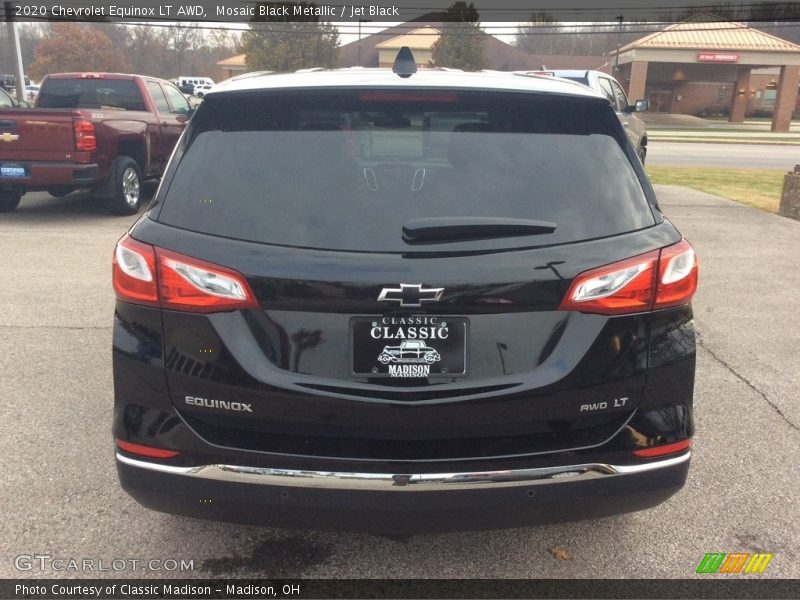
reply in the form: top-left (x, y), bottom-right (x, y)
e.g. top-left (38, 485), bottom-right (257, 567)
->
top-left (378, 339), bottom-right (441, 364)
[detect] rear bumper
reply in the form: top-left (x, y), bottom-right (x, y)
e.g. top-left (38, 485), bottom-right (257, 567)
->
top-left (117, 451), bottom-right (690, 533)
top-left (0, 161), bottom-right (100, 190)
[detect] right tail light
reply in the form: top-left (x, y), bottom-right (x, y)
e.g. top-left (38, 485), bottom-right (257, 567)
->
top-left (560, 239), bottom-right (698, 315)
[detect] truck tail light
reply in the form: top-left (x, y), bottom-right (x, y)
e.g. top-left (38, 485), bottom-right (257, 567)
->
top-left (112, 235), bottom-right (258, 313)
top-left (74, 119), bottom-right (96, 152)
top-left (560, 239), bottom-right (698, 315)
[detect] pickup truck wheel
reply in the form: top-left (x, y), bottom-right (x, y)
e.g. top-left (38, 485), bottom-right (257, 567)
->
top-left (0, 190), bottom-right (22, 212)
top-left (637, 144), bottom-right (647, 164)
top-left (105, 157), bottom-right (143, 215)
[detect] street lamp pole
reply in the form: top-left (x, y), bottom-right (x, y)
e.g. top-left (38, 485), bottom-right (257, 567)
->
top-left (614, 15), bottom-right (624, 74)
top-left (358, 19), bottom-right (371, 66)
top-left (3, 2), bottom-right (26, 103)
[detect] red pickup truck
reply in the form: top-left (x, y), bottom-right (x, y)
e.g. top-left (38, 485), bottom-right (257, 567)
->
top-left (0, 73), bottom-right (192, 214)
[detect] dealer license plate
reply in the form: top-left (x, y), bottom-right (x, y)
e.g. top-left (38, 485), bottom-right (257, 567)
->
top-left (351, 316), bottom-right (468, 378)
top-left (0, 164), bottom-right (26, 177)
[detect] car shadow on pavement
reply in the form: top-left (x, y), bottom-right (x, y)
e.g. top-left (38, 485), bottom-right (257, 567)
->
top-left (1, 184), bottom-right (157, 223)
top-left (153, 511), bottom-right (640, 578)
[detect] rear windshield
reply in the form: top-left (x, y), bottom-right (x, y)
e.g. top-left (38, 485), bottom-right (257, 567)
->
top-left (157, 89), bottom-right (654, 252)
top-left (38, 79), bottom-right (145, 111)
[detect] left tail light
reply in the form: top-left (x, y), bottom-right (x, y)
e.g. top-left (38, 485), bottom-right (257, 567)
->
top-left (112, 235), bottom-right (258, 313)
top-left (74, 119), bottom-right (96, 152)
top-left (560, 239), bottom-right (698, 315)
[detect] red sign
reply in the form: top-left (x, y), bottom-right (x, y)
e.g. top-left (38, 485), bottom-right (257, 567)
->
top-left (697, 52), bottom-right (740, 63)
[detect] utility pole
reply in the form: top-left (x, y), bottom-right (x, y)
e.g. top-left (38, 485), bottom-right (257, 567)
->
top-left (3, 2), bottom-right (26, 103)
top-left (358, 19), bottom-right (371, 67)
top-left (614, 15), bottom-right (624, 75)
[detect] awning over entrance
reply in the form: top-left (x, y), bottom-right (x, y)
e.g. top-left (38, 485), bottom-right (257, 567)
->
top-left (612, 14), bottom-right (800, 131)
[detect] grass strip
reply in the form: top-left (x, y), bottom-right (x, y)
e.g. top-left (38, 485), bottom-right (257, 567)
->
top-left (646, 166), bottom-right (786, 213)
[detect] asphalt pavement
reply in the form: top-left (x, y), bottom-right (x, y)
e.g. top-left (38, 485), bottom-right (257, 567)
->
top-left (0, 188), bottom-right (798, 579)
top-left (647, 142), bottom-right (799, 169)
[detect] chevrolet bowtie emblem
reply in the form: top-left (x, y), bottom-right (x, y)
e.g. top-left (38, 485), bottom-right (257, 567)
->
top-left (0, 132), bottom-right (19, 142)
top-left (378, 284), bottom-right (444, 307)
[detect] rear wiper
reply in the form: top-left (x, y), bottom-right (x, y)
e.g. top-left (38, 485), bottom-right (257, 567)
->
top-left (402, 217), bottom-right (557, 244)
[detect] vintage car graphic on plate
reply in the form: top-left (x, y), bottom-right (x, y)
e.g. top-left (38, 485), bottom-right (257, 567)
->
top-left (378, 340), bottom-right (442, 365)
top-left (350, 316), bottom-right (468, 378)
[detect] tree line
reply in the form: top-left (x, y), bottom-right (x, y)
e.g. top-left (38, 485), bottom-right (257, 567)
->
top-left (0, 22), bottom-right (239, 82)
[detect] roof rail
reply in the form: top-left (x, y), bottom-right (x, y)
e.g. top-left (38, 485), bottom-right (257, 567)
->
top-left (227, 71), bottom-right (275, 82)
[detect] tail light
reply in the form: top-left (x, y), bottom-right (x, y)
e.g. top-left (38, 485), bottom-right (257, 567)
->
top-left (655, 239), bottom-right (698, 309)
top-left (74, 119), bottom-right (96, 152)
top-left (157, 249), bottom-right (260, 313)
top-left (560, 239), bottom-right (698, 315)
top-left (112, 235), bottom-right (258, 313)
top-left (633, 438), bottom-right (692, 458)
top-left (113, 235), bottom-right (158, 307)
top-left (116, 438), bottom-right (180, 459)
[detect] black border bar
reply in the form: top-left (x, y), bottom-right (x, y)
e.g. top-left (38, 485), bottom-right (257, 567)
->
top-left (2, 1), bottom-right (800, 23)
top-left (3, 579), bottom-right (800, 599)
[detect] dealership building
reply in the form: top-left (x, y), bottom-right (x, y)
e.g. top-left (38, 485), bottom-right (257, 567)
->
top-left (612, 14), bottom-right (800, 131)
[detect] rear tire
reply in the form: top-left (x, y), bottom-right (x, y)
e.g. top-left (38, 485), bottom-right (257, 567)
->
top-left (0, 190), bottom-right (22, 212)
top-left (104, 157), bottom-right (143, 215)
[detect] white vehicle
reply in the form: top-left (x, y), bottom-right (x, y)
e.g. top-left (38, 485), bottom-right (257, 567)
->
top-left (177, 76), bottom-right (215, 90)
top-left (194, 84), bottom-right (215, 98)
top-left (25, 84), bottom-right (40, 102)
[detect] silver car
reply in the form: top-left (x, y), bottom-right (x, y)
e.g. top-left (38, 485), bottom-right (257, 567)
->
top-left (549, 70), bottom-right (649, 163)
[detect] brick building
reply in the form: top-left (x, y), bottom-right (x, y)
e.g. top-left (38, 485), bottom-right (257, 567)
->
top-left (611, 13), bottom-right (800, 131)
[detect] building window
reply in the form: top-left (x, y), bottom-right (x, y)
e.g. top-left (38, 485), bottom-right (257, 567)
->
top-left (762, 90), bottom-right (777, 108)
top-left (716, 85), bottom-right (730, 104)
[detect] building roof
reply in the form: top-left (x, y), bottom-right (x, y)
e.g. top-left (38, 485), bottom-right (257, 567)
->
top-left (217, 54), bottom-right (246, 68)
top-left (619, 13), bottom-right (800, 53)
top-left (374, 26), bottom-right (440, 50)
top-left (337, 20), bottom-right (581, 71)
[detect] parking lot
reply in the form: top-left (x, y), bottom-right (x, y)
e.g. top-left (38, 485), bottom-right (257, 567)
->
top-left (0, 185), bottom-right (798, 579)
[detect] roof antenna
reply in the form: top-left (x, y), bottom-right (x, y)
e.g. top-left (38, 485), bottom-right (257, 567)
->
top-left (393, 46), bottom-right (417, 78)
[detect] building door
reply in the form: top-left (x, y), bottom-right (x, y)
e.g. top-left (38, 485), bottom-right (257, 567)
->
top-left (648, 90), bottom-right (674, 113)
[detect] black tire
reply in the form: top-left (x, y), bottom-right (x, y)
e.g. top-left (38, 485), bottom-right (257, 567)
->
top-left (47, 187), bottom-right (73, 198)
top-left (104, 157), bottom-right (143, 215)
top-left (637, 143), bottom-right (647, 165)
top-left (0, 190), bottom-right (22, 212)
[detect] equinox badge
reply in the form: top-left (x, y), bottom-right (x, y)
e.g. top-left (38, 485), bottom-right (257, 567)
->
top-left (378, 283), bottom-right (444, 307)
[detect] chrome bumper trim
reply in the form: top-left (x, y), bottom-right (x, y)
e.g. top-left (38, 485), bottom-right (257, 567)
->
top-left (116, 451), bottom-right (690, 491)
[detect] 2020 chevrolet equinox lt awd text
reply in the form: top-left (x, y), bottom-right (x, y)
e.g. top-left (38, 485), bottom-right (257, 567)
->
top-left (112, 55), bottom-right (698, 533)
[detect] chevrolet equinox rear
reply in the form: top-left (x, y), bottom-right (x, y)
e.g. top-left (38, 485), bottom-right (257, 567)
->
top-left (112, 64), bottom-right (697, 533)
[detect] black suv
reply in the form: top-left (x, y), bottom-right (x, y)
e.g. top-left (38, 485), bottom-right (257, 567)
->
top-left (112, 60), bottom-right (698, 533)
